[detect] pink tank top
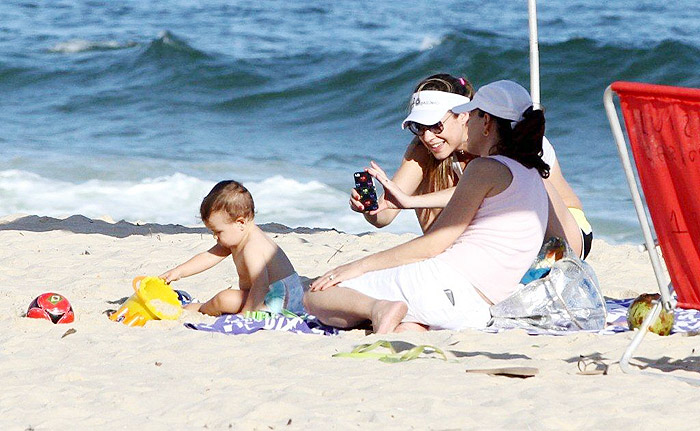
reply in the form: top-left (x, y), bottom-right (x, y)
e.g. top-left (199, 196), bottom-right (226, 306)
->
top-left (436, 155), bottom-right (548, 304)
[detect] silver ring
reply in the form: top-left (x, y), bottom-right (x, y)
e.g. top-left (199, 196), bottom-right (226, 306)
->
top-left (329, 274), bottom-right (335, 280)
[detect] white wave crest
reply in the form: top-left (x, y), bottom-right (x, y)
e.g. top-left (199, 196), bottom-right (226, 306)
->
top-left (49, 39), bottom-right (137, 53)
top-left (419, 35), bottom-right (442, 51)
top-left (0, 170), bottom-right (421, 235)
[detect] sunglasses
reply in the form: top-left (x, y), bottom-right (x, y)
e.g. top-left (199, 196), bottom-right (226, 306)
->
top-left (405, 112), bottom-right (453, 136)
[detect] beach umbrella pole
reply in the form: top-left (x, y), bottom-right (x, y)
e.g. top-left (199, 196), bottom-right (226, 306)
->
top-left (528, 0), bottom-right (541, 109)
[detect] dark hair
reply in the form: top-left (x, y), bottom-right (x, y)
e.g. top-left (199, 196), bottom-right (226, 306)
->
top-left (413, 73), bottom-right (474, 98)
top-left (411, 74), bottom-right (475, 192)
top-left (484, 107), bottom-right (550, 178)
top-left (200, 180), bottom-right (255, 223)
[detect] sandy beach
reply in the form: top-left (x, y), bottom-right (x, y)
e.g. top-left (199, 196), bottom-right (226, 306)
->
top-left (1, 214), bottom-right (699, 431)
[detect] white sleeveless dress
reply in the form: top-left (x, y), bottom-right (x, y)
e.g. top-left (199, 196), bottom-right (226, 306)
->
top-left (339, 156), bottom-right (548, 330)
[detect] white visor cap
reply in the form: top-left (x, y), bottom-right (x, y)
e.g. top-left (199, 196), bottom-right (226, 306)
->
top-left (452, 80), bottom-right (533, 122)
top-left (401, 90), bottom-right (471, 129)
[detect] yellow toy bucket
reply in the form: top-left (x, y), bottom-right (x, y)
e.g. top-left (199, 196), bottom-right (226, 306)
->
top-left (109, 276), bottom-right (183, 327)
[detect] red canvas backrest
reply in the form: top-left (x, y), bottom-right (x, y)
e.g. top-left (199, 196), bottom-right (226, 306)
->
top-left (612, 82), bottom-right (700, 309)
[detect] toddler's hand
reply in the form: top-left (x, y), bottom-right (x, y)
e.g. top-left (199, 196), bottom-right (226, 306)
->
top-left (159, 269), bottom-right (181, 284)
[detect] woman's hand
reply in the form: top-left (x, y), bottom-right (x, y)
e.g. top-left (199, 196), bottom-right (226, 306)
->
top-left (350, 187), bottom-right (397, 215)
top-left (309, 261), bottom-right (366, 292)
top-left (349, 187), bottom-right (371, 212)
top-left (367, 161), bottom-right (414, 210)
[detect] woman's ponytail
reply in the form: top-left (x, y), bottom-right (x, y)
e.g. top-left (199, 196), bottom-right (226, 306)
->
top-left (493, 107), bottom-right (549, 178)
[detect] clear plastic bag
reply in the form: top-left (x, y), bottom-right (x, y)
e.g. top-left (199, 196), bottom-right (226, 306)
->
top-left (488, 238), bottom-right (607, 332)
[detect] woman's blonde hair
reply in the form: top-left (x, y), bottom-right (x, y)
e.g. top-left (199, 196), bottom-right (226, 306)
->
top-left (411, 74), bottom-right (475, 193)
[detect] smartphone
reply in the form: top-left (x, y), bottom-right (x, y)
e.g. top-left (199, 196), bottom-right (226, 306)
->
top-left (354, 171), bottom-right (378, 212)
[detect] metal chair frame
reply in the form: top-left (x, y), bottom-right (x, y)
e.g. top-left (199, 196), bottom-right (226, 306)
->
top-left (603, 83), bottom-right (700, 385)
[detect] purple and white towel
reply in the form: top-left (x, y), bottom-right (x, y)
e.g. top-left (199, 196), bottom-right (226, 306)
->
top-left (602, 298), bottom-right (700, 335)
top-left (185, 313), bottom-right (340, 336)
top-left (184, 299), bottom-right (700, 337)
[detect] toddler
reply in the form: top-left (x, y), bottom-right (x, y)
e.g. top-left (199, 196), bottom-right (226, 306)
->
top-left (160, 180), bottom-right (304, 316)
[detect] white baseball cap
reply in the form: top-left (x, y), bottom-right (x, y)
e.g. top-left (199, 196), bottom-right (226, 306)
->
top-left (452, 80), bottom-right (533, 122)
top-left (401, 90), bottom-right (471, 129)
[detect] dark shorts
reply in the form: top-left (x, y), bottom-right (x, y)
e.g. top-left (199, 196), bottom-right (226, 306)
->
top-left (581, 229), bottom-right (593, 260)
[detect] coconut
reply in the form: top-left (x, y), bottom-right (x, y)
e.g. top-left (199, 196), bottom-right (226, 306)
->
top-left (626, 293), bottom-right (674, 336)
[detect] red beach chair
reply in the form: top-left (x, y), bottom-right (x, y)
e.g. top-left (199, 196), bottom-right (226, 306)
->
top-left (604, 81), bottom-right (700, 384)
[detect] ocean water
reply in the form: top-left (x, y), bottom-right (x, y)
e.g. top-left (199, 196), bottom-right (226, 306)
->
top-left (0, 0), bottom-right (698, 243)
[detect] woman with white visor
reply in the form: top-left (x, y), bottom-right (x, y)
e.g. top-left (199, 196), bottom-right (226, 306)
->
top-left (350, 74), bottom-right (592, 259)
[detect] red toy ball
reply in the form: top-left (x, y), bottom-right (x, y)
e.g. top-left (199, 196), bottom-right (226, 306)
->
top-left (26, 293), bottom-right (75, 324)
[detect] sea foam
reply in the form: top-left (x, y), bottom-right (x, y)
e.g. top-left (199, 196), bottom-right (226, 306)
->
top-left (0, 170), bottom-right (420, 235)
top-left (49, 39), bottom-right (137, 53)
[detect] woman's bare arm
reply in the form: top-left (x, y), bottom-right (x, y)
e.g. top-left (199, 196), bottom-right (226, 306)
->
top-left (546, 157), bottom-right (582, 210)
top-left (311, 159), bottom-right (511, 291)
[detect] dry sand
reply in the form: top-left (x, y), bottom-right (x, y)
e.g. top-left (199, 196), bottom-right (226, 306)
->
top-left (1, 214), bottom-right (698, 431)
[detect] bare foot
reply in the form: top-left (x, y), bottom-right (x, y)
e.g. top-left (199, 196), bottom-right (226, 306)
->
top-left (395, 322), bottom-right (429, 333)
top-left (370, 300), bottom-right (408, 334)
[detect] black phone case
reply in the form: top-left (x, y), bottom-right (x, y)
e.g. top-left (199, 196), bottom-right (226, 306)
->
top-left (354, 171), bottom-right (378, 211)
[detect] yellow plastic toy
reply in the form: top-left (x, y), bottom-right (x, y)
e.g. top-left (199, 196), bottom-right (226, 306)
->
top-left (109, 276), bottom-right (183, 327)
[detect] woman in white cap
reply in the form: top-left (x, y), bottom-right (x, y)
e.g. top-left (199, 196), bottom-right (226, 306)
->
top-left (350, 74), bottom-right (592, 259)
top-left (305, 80), bottom-right (554, 333)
